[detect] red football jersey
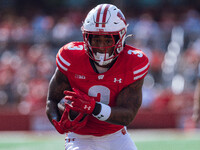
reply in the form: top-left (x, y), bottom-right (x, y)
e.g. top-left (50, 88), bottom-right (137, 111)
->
top-left (56, 41), bottom-right (149, 136)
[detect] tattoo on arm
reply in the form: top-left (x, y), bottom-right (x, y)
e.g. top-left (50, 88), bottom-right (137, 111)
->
top-left (107, 79), bottom-right (144, 126)
top-left (46, 68), bottom-right (71, 124)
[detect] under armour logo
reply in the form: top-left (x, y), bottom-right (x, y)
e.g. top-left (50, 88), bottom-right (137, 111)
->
top-left (84, 105), bottom-right (91, 110)
top-left (114, 78), bottom-right (122, 83)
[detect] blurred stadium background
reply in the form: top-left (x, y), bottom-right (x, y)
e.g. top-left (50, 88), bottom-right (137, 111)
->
top-left (0, 0), bottom-right (200, 149)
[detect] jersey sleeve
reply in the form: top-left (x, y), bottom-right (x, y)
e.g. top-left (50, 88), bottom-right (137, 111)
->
top-left (56, 42), bottom-right (85, 75)
top-left (56, 44), bottom-right (71, 75)
top-left (132, 52), bottom-right (150, 81)
top-left (124, 49), bottom-right (150, 85)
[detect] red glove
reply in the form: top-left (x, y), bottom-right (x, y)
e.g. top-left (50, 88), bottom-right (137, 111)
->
top-left (52, 103), bottom-right (88, 134)
top-left (64, 88), bottom-right (96, 115)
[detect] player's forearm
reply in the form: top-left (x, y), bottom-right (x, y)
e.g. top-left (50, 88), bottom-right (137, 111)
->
top-left (46, 68), bottom-right (71, 125)
top-left (92, 99), bottom-right (141, 126)
top-left (106, 79), bottom-right (143, 126)
top-left (46, 100), bottom-right (61, 125)
top-left (107, 106), bottom-right (140, 126)
top-left (192, 80), bottom-right (200, 122)
top-left (194, 81), bottom-right (200, 111)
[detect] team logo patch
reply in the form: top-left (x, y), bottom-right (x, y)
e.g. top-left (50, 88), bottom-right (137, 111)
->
top-left (117, 11), bottom-right (127, 25)
top-left (98, 75), bottom-right (104, 80)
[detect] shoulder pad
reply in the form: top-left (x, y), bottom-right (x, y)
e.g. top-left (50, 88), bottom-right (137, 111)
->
top-left (124, 45), bottom-right (150, 81)
top-left (56, 42), bottom-right (85, 73)
top-left (63, 42), bottom-right (85, 51)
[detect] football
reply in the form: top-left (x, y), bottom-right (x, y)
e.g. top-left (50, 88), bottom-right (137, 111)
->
top-left (58, 99), bottom-right (79, 120)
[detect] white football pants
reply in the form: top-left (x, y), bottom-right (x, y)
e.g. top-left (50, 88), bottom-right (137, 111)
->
top-left (65, 127), bottom-right (137, 150)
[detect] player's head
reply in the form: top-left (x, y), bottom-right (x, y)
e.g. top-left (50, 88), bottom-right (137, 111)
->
top-left (82, 4), bottom-right (128, 66)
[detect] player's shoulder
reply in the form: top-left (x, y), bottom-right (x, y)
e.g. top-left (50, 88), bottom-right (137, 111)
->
top-left (121, 45), bottom-right (150, 81)
top-left (56, 41), bottom-right (86, 73)
top-left (123, 45), bottom-right (148, 59)
top-left (57, 41), bottom-right (86, 67)
top-left (123, 44), bottom-right (149, 65)
top-left (59, 41), bottom-right (85, 55)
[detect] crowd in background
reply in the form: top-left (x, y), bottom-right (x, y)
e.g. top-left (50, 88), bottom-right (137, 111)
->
top-left (0, 2), bottom-right (199, 120)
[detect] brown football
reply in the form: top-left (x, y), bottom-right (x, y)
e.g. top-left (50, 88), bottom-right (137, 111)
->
top-left (58, 99), bottom-right (79, 120)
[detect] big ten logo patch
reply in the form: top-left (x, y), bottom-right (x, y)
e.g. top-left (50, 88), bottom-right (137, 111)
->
top-left (75, 74), bottom-right (86, 79)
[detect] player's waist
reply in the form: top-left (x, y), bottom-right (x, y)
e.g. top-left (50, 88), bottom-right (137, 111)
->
top-left (73, 116), bottom-right (124, 136)
top-left (69, 127), bottom-right (127, 139)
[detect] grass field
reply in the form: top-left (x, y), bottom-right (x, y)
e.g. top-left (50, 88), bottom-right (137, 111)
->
top-left (0, 129), bottom-right (200, 150)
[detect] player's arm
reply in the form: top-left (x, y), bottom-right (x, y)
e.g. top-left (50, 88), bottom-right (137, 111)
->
top-left (46, 68), bottom-right (71, 125)
top-left (106, 79), bottom-right (143, 126)
top-left (193, 78), bottom-right (200, 123)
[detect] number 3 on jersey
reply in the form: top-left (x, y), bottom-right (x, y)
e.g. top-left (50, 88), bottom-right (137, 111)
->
top-left (67, 45), bottom-right (83, 50)
top-left (128, 50), bottom-right (143, 57)
top-left (88, 85), bottom-right (110, 105)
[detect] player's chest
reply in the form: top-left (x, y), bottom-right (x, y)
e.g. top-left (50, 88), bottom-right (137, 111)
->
top-left (67, 68), bottom-right (126, 88)
top-left (67, 68), bottom-right (127, 105)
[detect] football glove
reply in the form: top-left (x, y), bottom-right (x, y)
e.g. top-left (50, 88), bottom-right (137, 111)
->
top-left (52, 103), bottom-right (88, 134)
top-left (64, 88), bottom-right (96, 115)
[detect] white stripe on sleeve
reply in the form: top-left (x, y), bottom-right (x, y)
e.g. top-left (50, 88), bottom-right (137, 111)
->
top-left (134, 70), bottom-right (148, 80)
top-left (58, 52), bottom-right (71, 66)
top-left (133, 62), bottom-right (149, 75)
top-left (56, 58), bottom-right (68, 71)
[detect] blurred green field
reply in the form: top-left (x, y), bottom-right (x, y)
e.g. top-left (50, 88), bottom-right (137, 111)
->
top-left (0, 129), bottom-right (200, 150)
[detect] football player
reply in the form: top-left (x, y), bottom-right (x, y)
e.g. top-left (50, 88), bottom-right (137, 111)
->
top-left (193, 63), bottom-right (200, 126)
top-left (46, 4), bottom-right (149, 150)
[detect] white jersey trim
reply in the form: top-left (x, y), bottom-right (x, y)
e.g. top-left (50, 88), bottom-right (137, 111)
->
top-left (133, 62), bottom-right (149, 75)
top-left (134, 70), bottom-right (148, 80)
top-left (56, 58), bottom-right (68, 71)
top-left (58, 52), bottom-right (71, 66)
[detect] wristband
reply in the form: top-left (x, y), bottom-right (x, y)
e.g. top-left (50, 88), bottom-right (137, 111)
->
top-left (92, 102), bottom-right (111, 121)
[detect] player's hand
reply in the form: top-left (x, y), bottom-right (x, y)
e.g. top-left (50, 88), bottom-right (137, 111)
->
top-left (192, 108), bottom-right (200, 124)
top-left (52, 104), bottom-right (88, 134)
top-left (64, 88), bottom-right (96, 114)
